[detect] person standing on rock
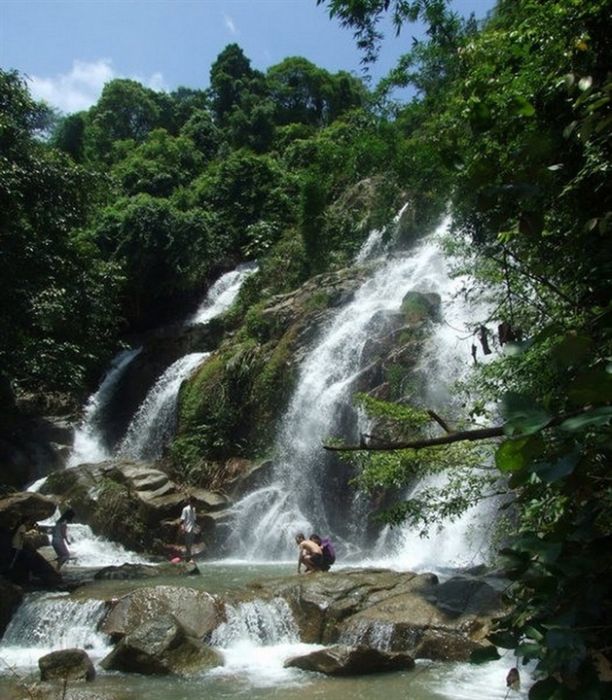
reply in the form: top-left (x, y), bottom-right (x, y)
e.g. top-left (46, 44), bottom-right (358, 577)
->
top-left (179, 497), bottom-right (197, 561)
top-left (52, 508), bottom-right (74, 569)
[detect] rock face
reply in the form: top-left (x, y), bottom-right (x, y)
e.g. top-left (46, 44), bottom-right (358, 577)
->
top-left (100, 614), bottom-right (222, 675)
top-left (102, 585), bottom-right (221, 641)
top-left (285, 644), bottom-right (415, 676)
top-left (38, 648), bottom-right (95, 682)
top-left (41, 460), bottom-right (228, 554)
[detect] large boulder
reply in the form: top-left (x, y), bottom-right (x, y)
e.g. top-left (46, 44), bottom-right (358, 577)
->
top-left (100, 614), bottom-right (222, 675)
top-left (240, 568), bottom-right (504, 662)
top-left (38, 648), bottom-right (95, 682)
top-left (285, 644), bottom-right (414, 676)
top-left (0, 492), bottom-right (57, 528)
top-left (101, 585), bottom-right (221, 641)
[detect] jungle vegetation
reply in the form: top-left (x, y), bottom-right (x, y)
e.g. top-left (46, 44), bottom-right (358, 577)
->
top-left (1, 0), bottom-right (610, 695)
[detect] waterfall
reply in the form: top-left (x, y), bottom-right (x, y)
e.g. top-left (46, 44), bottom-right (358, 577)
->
top-left (209, 598), bottom-right (320, 686)
top-left (68, 347), bottom-right (142, 467)
top-left (189, 262), bottom-right (258, 325)
top-left (117, 352), bottom-right (208, 461)
top-left (227, 217), bottom-right (493, 564)
top-left (211, 598), bottom-right (299, 647)
top-left (0, 594), bottom-right (111, 668)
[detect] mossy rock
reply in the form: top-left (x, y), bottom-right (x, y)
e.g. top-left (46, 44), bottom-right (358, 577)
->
top-left (400, 292), bottom-right (441, 324)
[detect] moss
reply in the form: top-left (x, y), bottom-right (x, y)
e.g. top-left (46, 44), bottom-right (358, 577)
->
top-left (91, 479), bottom-right (146, 550)
top-left (244, 301), bottom-right (275, 342)
top-left (303, 289), bottom-right (329, 313)
top-left (42, 469), bottom-right (79, 495)
top-left (400, 291), bottom-right (439, 324)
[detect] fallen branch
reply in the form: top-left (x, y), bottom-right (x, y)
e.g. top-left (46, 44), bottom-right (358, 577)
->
top-left (324, 425), bottom-right (504, 452)
top-left (323, 410), bottom-right (587, 452)
top-left (427, 410), bottom-right (453, 433)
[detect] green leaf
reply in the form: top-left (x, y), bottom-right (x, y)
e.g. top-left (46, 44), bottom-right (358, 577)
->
top-left (510, 95), bottom-right (536, 117)
top-left (502, 393), bottom-right (551, 436)
top-left (516, 641), bottom-right (541, 658)
top-left (525, 625), bottom-right (544, 642)
top-left (568, 367), bottom-right (612, 405)
top-left (561, 407), bottom-right (612, 431)
top-left (534, 452), bottom-right (580, 483)
top-left (552, 333), bottom-right (592, 368)
top-left (529, 677), bottom-right (562, 700)
top-left (496, 434), bottom-right (544, 473)
top-left (469, 646), bottom-right (500, 664)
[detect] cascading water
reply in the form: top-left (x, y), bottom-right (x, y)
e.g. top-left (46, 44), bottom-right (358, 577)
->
top-left (189, 262), bottom-right (258, 325)
top-left (68, 347), bottom-right (142, 467)
top-left (0, 594), bottom-right (111, 668)
top-left (209, 598), bottom-right (320, 686)
top-left (227, 217), bottom-right (493, 565)
top-left (117, 352), bottom-right (208, 461)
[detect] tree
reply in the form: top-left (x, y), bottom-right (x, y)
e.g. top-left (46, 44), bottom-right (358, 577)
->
top-left (92, 194), bottom-right (217, 328)
top-left (0, 70), bottom-right (122, 392)
top-left (112, 128), bottom-right (203, 197)
top-left (319, 0), bottom-right (612, 694)
top-left (86, 79), bottom-right (162, 161)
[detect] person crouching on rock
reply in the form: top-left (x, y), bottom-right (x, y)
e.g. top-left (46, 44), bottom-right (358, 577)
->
top-left (296, 532), bottom-right (323, 574)
top-left (52, 508), bottom-right (75, 569)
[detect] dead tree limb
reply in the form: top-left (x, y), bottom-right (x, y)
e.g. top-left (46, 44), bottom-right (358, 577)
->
top-left (323, 410), bottom-right (587, 453)
top-left (427, 410), bottom-right (453, 433)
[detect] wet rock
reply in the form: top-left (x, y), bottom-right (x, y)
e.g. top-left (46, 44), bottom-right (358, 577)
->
top-left (0, 576), bottom-right (23, 636)
top-left (94, 561), bottom-right (199, 581)
top-left (38, 648), bottom-right (95, 682)
top-left (100, 614), bottom-right (222, 675)
top-left (0, 492), bottom-right (57, 528)
top-left (285, 644), bottom-right (414, 675)
top-left (401, 291), bottom-right (441, 323)
top-left (102, 585), bottom-right (221, 640)
top-left (425, 575), bottom-right (504, 619)
top-left (246, 568), bottom-right (500, 661)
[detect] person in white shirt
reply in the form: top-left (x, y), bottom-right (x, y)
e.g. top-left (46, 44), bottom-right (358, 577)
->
top-left (179, 497), bottom-right (197, 560)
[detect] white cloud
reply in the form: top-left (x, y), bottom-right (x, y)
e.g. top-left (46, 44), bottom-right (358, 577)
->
top-left (27, 59), bottom-right (168, 114)
top-left (224, 13), bottom-right (238, 35)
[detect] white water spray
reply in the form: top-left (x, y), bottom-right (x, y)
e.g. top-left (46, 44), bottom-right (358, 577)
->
top-left (228, 217), bottom-right (493, 566)
top-left (0, 594), bottom-right (111, 668)
top-left (68, 347), bottom-right (141, 467)
top-left (118, 352), bottom-right (208, 460)
top-left (189, 262), bottom-right (258, 325)
top-left (210, 598), bottom-right (320, 687)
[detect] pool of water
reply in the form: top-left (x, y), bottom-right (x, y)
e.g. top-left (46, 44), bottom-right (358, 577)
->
top-left (0, 562), bottom-right (530, 700)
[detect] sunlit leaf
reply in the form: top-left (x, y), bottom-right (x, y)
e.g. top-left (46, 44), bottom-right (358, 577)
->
top-left (561, 407), bottom-right (612, 431)
top-left (496, 434), bottom-right (544, 473)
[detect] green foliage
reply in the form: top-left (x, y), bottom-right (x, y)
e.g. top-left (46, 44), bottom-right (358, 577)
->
top-left (0, 69), bottom-right (122, 392)
top-left (86, 79), bottom-right (163, 161)
top-left (190, 149), bottom-right (294, 258)
top-left (112, 128), bottom-right (203, 197)
top-left (93, 194), bottom-right (217, 326)
top-left (325, 1), bottom-right (611, 692)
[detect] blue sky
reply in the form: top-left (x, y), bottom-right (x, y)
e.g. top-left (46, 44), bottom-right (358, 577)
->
top-left (0, 0), bottom-right (495, 113)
